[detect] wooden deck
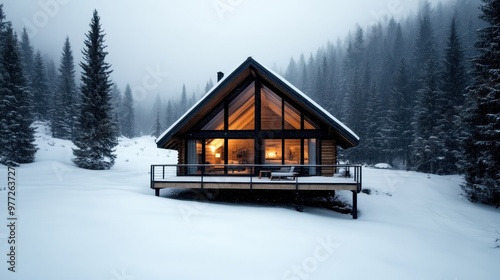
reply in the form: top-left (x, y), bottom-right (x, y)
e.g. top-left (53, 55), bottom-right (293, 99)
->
top-left (150, 164), bottom-right (362, 218)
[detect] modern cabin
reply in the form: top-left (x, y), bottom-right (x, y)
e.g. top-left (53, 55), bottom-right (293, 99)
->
top-left (152, 57), bottom-right (362, 218)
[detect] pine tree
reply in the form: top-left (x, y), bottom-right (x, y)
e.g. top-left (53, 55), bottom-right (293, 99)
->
top-left (204, 79), bottom-right (214, 94)
top-left (439, 15), bottom-right (468, 174)
top-left (180, 84), bottom-right (188, 113)
top-left (152, 110), bottom-right (162, 138)
top-left (387, 59), bottom-right (413, 169)
top-left (31, 51), bottom-right (50, 121)
top-left (164, 99), bottom-right (174, 130)
top-left (73, 10), bottom-right (117, 170)
top-left (53, 37), bottom-right (77, 140)
top-left (19, 27), bottom-right (34, 84)
top-left (0, 25), bottom-right (37, 166)
top-left (45, 58), bottom-right (58, 128)
top-left (121, 84), bottom-right (135, 138)
top-left (462, 0), bottom-right (500, 205)
top-left (110, 83), bottom-right (122, 135)
top-left (411, 51), bottom-right (445, 174)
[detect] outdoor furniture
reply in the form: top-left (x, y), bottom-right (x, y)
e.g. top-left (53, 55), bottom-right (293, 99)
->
top-left (270, 166), bottom-right (297, 180)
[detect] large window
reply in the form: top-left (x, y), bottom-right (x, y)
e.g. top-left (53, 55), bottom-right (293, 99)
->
top-left (229, 82), bottom-right (255, 130)
top-left (284, 139), bottom-right (301, 164)
top-left (205, 139), bottom-right (224, 165)
top-left (202, 107), bottom-right (224, 130)
top-left (284, 101), bottom-right (301, 129)
top-left (263, 139), bottom-right (282, 164)
top-left (228, 139), bottom-right (254, 174)
top-left (261, 86), bottom-right (282, 130)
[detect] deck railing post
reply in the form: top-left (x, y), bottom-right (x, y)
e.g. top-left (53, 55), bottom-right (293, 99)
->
top-left (352, 190), bottom-right (358, 219)
top-left (150, 165), bottom-right (154, 189)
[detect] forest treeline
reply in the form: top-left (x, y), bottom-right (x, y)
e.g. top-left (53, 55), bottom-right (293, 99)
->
top-left (0, 0), bottom-right (498, 204)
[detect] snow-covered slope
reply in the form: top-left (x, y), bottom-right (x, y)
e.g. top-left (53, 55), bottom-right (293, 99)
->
top-left (0, 124), bottom-right (499, 280)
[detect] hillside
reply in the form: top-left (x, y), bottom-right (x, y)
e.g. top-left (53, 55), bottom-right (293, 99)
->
top-left (0, 124), bottom-right (499, 280)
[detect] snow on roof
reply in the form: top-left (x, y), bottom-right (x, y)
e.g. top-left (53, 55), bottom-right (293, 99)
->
top-left (156, 57), bottom-right (360, 145)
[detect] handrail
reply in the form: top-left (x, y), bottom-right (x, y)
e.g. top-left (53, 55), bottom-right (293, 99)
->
top-left (150, 164), bottom-right (362, 192)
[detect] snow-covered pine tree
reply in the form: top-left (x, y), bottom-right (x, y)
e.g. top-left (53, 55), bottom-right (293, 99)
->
top-left (439, 15), bottom-right (468, 174)
top-left (19, 27), bottom-right (34, 85)
top-left (53, 37), bottom-right (77, 140)
top-left (121, 84), bottom-right (135, 138)
top-left (411, 50), bottom-right (446, 174)
top-left (462, 0), bottom-right (500, 205)
top-left (0, 25), bottom-right (37, 166)
top-left (152, 110), bottom-right (162, 138)
top-left (387, 59), bottom-right (413, 169)
top-left (180, 84), bottom-right (188, 114)
top-left (73, 10), bottom-right (117, 170)
top-left (164, 99), bottom-right (174, 131)
top-left (32, 51), bottom-right (50, 121)
top-left (110, 83), bottom-right (122, 135)
top-left (45, 58), bottom-right (58, 129)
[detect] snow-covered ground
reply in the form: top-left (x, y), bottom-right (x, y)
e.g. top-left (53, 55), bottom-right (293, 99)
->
top-left (0, 124), bottom-right (499, 280)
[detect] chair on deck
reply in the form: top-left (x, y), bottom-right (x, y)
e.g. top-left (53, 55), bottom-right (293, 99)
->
top-left (270, 166), bottom-right (297, 180)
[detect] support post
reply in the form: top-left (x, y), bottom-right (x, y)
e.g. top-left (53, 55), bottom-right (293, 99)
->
top-left (294, 191), bottom-right (304, 212)
top-left (352, 190), bottom-right (358, 219)
top-left (155, 188), bottom-right (160, 197)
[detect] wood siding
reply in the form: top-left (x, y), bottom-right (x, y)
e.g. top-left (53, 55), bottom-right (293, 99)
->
top-left (321, 139), bottom-right (337, 176)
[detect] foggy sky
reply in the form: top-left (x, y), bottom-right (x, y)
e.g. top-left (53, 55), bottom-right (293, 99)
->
top-left (3, 0), bottom-right (446, 104)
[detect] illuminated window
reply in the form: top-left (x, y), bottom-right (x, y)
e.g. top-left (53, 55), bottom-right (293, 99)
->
top-left (284, 101), bottom-right (301, 129)
top-left (261, 86), bottom-right (282, 130)
top-left (205, 139), bottom-right (224, 165)
top-left (202, 107), bottom-right (224, 130)
top-left (229, 82), bottom-right (255, 130)
top-left (263, 139), bottom-right (282, 164)
top-left (284, 139), bottom-right (301, 164)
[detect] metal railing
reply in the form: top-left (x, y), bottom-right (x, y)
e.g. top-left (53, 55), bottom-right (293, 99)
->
top-left (150, 164), bottom-right (362, 192)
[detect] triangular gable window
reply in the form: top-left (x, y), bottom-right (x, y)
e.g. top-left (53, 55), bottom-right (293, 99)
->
top-left (202, 107), bottom-right (224, 130)
top-left (229, 82), bottom-right (255, 130)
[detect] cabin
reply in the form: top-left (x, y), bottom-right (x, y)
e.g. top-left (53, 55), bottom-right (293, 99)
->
top-left (152, 57), bottom-right (362, 218)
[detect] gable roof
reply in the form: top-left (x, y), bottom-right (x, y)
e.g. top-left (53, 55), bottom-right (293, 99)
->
top-left (156, 57), bottom-right (360, 149)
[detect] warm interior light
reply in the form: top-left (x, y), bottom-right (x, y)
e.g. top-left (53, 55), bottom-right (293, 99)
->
top-left (210, 145), bottom-right (216, 153)
top-left (215, 153), bottom-right (221, 158)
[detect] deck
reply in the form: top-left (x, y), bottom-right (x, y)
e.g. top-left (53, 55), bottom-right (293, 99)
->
top-left (150, 164), bottom-right (362, 218)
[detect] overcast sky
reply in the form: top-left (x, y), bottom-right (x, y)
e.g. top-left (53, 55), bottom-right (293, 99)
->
top-left (3, 0), bottom-right (445, 103)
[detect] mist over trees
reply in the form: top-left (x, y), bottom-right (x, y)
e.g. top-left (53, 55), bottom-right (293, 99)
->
top-left (282, 0), bottom-right (483, 173)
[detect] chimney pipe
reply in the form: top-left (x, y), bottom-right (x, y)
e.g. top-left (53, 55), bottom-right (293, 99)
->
top-left (217, 71), bottom-right (224, 82)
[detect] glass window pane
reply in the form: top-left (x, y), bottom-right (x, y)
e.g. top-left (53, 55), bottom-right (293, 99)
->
top-left (261, 86), bottom-right (282, 130)
top-left (202, 107), bottom-right (224, 130)
top-left (284, 101), bottom-right (301, 129)
top-left (205, 139), bottom-right (224, 166)
top-left (284, 139), bottom-right (301, 165)
top-left (229, 82), bottom-right (255, 130)
top-left (263, 139), bottom-right (282, 164)
top-left (228, 139), bottom-right (254, 174)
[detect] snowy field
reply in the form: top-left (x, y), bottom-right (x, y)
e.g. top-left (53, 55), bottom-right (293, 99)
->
top-left (0, 124), bottom-right (499, 280)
